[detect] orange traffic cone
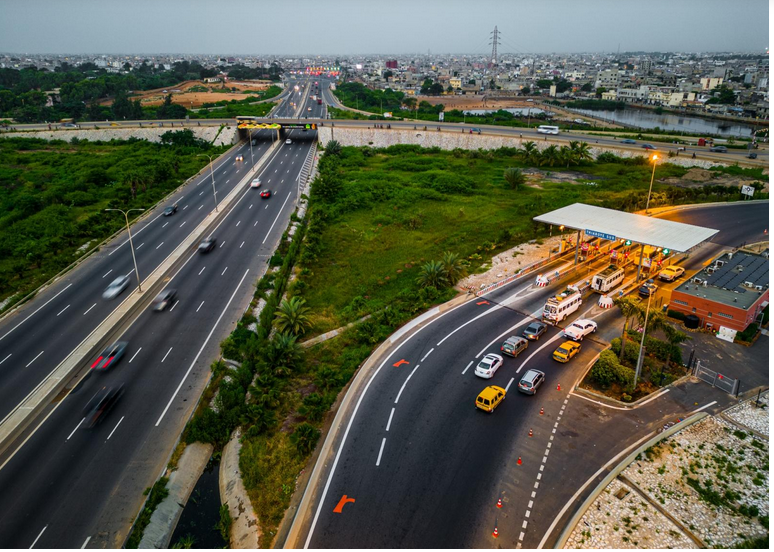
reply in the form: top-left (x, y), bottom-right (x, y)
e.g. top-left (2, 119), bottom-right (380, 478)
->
top-left (517, 456), bottom-right (522, 465)
top-left (529, 428), bottom-right (533, 437)
top-left (497, 498), bottom-right (503, 509)
top-left (540, 407), bottom-right (544, 415)
top-left (557, 383), bottom-right (561, 391)
top-left (492, 526), bottom-right (499, 538)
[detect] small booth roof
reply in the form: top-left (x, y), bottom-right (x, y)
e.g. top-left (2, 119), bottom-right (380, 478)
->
top-left (533, 203), bottom-right (719, 252)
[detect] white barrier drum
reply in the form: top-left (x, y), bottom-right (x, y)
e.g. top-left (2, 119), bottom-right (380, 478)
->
top-left (598, 295), bottom-right (614, 309)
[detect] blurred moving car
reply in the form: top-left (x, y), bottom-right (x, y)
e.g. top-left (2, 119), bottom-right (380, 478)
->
top-left (285, 139), bottom-right (292, 144)
top-left (638, 280), bottom-right (658, 297)
top-left (641, 144), bottom-right (657, 150)
top-left (620, 139), bottom-right (636, 144)
top-left (91, 341), bottom-right (128, 371)
top-left (152, 289), bottom-right (177, 311)
top-left (250, 177), bottom-right (262, 188)
top-left (163, 204), bottom-right (178, 216)
top-left (235, 154), bottom-right (244, 161)
top-left (198, 237), bottom-right (216, 253)
top-left (709, 146), bottom-right (728, 153)
top-left (474, 353), bottom-right (504, 379)
top-left (260, 189), bottom-right (272, 199)
top-left (523, 321), bottom-right (547, 341)
top-left (83, 384), bottom-right (124, 428)
top-left (103, 275), bottom-right (130, 300)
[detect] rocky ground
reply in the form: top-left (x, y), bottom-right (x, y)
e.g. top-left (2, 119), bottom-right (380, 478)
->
top-left (661, 167), bottom-right (768, 192)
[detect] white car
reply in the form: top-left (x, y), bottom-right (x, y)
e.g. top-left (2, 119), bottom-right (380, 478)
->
top-left (102, 275), bottom-right (130, 300)
top-left (659, 266), bottom-right (685, 281)
top-left (474, 353), bottom-right (504, 379)
top-left (563, 319), bottom-right (597, 342)
top-left (250, 177), bottom-right (261, 188)
top-left (285, 139), bottom-right (292, 144)
top-left (235, 154), bottom-right (243, 162)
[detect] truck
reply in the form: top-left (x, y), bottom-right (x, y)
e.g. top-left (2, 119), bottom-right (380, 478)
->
top-left (317, 98), bottom-right (322, 105)
top-left (591, 264), bottom-right (625, 293)
top-left (542, 286), bottom-right (582, 325)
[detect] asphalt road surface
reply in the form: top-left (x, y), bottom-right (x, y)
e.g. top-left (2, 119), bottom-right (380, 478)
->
top-left (0, 79), bottom-right (324, 548)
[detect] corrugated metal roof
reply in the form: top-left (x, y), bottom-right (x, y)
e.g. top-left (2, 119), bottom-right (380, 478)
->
top-left (533, 203), bottom-right (718, 252)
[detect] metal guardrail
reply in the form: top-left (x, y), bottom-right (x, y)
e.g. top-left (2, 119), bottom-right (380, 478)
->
top-left (693, 360), bottom-right (740, 396)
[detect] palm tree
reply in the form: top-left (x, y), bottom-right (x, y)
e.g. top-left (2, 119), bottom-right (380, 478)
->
top-left (559, 145), bottom-right (575, 168)
top-left (416, 260), bottom-right (449, 289)
top-left (403, 97), bottom-right (417, 112)
top-left (614, 296), bottom-right (643, 363)
top-left (240, 403), bottom-right (276, 435)
top-left (569, 140), bottom-right (593, 164)
top-left (503, 167), bottom-right (525, 190)
top-left (290, 422), bottom-right (321, 456)
top-left (662, 324), bottom-right (690, 370)
top-left (264, 332), bottom-right (303, 378)
top-left (324, 139), bottom-right (342, 156)
top-left (250, 373), bottom-right (281, 409)
top-left (540, 145), bottom-right (560, 167)
top-left (520, 141), bottom-right (538, 164)
top-left (441, 251), bottom-right (467, 285)
top-left (274, 296), bottom-right (313, 336)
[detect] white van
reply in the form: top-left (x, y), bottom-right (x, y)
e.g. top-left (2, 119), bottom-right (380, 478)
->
top-left (537, 125), bottom-right (559, 135)
top-left (591, 265), bottom-right (625, 293)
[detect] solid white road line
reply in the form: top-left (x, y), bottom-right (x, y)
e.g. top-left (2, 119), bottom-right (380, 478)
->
top-left (516, 332), bottom-right (564, 374)
top-left (81, 536), bottom-right (91, 549)
top-left (0, 353), bottom-right (11, 365)
top-left (262, 192), bottom-right (293, 244)
top-left (197, 301), bottom-right (205, 313)
top-left (386, 408), bottom-right (395, 431)
top-left (30, 525), bottom-right (47, 548)
top-left (474, 308), bottom-right (542, 359)
top-left (221, 267), bottom-right (228, 276)
top-left (198, 266), bottom-right (206, 276)
top-left (505, 377), bottom-right (515, 392)
top-left (25, 351), bottom-right (44, 368)
top-left (102, 269), bottom-right (112, 278)
top-left (161, 347), bottom-right (173, 363)
top-left (437, 304), bottom-right (502, 347)
top-left (56, 305), bottom-right (70, 317)
top-left (375, 438), bottom-right (387, 467)
top-left (156, 269), bottom-right (250, 426)
top-left (462, 360), bottom-right (473, 375)
top-left (106, 416), bottom-right (124, 440)
top-left (129, 348), bottom-right (142, 363)
top-left (67, 418), bottom-right (85, 441)
top-left (692, 400), bottom-right (717, 413)
top-left (394, 365), bottom-right (419, 405)
top-left (0, 283), bottom-right (73, 343)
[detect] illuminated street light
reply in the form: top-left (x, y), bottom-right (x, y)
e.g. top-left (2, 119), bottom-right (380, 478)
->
top-left (105, 208), bottom-right (145, 292)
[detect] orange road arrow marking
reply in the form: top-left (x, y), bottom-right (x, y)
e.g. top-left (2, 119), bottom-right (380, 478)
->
top-left (392, 359), bottom-right (409, 368)
top-left (333, 494), bottom-right (355, 513)
top-left (476, 300), bottom-right (490, 306)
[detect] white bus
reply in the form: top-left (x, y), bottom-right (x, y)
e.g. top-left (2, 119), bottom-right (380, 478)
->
top-left (537, 125), bottom-right (559, 135)
top-left (542, 286), bottom-right (582, 325)
top-left (591, 265), bottom-right (625, 293)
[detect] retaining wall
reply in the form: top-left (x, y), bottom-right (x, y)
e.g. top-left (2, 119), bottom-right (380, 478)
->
top-left (0, 126), bottom-right (239, 147)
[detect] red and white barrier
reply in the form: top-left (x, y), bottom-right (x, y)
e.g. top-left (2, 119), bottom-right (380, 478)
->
top-left (535, 274), bottom-right (550, 287)
top-left (598, 295), bottom-right (614, 309)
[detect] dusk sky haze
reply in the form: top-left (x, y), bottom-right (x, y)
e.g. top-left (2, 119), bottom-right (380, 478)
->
top-left (0, 0), bottom-right (768, 55)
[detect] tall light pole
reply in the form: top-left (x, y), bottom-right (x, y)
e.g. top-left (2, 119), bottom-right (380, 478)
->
top-left (198, 154), bottom-right (219, 212)
top-left (105, 208), bottom-right (145, 292)
top-left (248, 129), bottom-right (254, 170)
top-left (645, 154), bottom-right (659, 214)
top-left (633, 290), bottom-right (654, 389)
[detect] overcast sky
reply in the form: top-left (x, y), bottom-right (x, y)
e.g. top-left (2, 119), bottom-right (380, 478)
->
top-left (0, 0), bottom-right (768, 55)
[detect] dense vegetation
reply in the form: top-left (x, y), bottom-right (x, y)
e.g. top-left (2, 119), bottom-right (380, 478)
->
top-left (0, 132), bottom-right (230, 305)
top-left (0, 61), bottom-right (282, 123)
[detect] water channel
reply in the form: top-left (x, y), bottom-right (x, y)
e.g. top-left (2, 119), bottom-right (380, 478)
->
top-left (169, 456), bottom-right (227, 549)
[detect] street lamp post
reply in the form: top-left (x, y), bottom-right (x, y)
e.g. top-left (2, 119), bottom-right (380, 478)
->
top-left (248, 129), bottom-right (254, 170)
top-left (105, 208), bottom-right (145, 292)
top-left (645, 154), bottom-right (659, 214)
top-left (633, 290), bottom-right (654, 389)
top-left (198, 154), bottom-right (218, 212)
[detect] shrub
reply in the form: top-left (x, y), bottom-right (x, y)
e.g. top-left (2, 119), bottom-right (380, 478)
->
top-left (667, 309), bottom-right (686, 321)
top-left (590, 349), bottom-right (634, 388)
top-left (290, 422), bottom-right (321, 456)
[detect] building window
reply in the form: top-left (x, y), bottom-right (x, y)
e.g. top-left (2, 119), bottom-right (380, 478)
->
top-left (692, 307), bottom-right (696, 313)
top-left (717, 312), bottom-right (733, 319)
top-left (708, 312), bottom-right (712, 317)
top-left (672, 300), bottom-right (689, 306)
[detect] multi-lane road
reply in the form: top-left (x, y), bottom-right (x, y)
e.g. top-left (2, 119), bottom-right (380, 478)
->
top-left (0, 79), bottom-right (325, 548)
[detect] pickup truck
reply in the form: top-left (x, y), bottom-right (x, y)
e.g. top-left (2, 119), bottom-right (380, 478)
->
top-left (562, 319), bottom-right (597, 341)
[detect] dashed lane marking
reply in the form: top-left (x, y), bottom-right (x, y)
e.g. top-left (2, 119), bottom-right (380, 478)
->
top-left (129, 348), bottom-right (142, 363)
top-left (505, 377), bottom-right (515, 392)
top-left (197, 301), bottom-right (205, 313)
top-left (394, 365), bottom-right (419, 404)
top-left (221, 267), bottom-right (228, 276)
top-left (56, 305), bottom-right (70, 317)
top-left (386, 408), bottom-right (395, 431)
top-left (375, 437), bottom-right (387, 466)
top-left (161, 347), bottom-right (173, 363)
top-left (26, 351), bottom-right (44, 367)
top-left (106, 416), bottom-right (124, 440)
top-left (0, 354), bottom-right (11, 365)
top-left (102, 269), bottom-right (112, 278)
top-left (462, 360), bottom-right (473, 375)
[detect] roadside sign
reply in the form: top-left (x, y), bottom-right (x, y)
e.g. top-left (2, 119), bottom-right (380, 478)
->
top-left (586, 229), bottom-right (616, 241)
top-left (581, 243), bottom-right (589, 252)
top-left (610, 250), bottom-right (618, 259)
top-left (741, 185), bottom-right (755, 197)
top-left (439, 112), bottom-right (445, 121)
top-left (642, 257), bottom-right (652, 268)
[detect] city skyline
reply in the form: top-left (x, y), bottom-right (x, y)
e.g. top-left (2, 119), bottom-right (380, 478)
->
top-left (0, 0), bottom-right (768, 55)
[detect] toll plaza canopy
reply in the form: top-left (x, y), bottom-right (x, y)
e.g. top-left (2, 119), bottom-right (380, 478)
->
top-left (533, 203), bottom-right (719, 252)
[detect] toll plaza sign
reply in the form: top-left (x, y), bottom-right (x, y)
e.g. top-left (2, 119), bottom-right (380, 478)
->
top-left (585, 229), bottom-right (616, 241)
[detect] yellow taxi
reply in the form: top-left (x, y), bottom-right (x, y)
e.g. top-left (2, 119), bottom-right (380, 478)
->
top-left (552, 340), bottom-right (581, 363)
top-left (476, 385), bottom-right (506, 413)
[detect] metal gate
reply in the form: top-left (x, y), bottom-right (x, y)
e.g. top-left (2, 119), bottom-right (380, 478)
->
top-left (694, 361), bottom-right (740, 396)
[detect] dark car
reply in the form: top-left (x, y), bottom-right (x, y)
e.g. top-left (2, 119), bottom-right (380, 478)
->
top-left (82, 384), bottom-right (124, 428)
top-left (641, 144), bottom-right (657, 150)
top-left (522, 321), bottom-right (547, 341)
top-left (709, 145), bottom-right (728, 153)
top-left (638, 280), bottom-right (658, 297)
top-left (198, 237), bottom-right (216, 253)
top-left (620, 139), bottom-right (637, 144)
top-left (747, 152), bottom-right (758, 159)
top-left (260, 189), bottom-right (272, 199)
top-left (152, 289), bottom-right (177, 311)
top-left (91, 341), bottom-right (128, 371)
top-left (163, 205), bottom-right (178, 216)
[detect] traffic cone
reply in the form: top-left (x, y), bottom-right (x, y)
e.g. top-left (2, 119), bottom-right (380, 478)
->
top-left (557, 383), bottom-right (561, 391)
top-left (492, 526), bottom-right (499, 538)
top-left (517, 456), bottom-right (522, 465)
top-left (529, 428), bottom-right (533, 437)
top-left (497, 498), bottom-right (503, 509)
top-left (540, 407), bottom-right (544, 415)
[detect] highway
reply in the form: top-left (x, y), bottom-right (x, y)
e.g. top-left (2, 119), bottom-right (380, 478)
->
top-left (0, 78), bottom-right (324, 548)
top-left (292, 202), bottom-right (768, 548)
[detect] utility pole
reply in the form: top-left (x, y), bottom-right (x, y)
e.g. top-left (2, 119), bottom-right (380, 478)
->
top-left (489, 26), bottom-right (500, 68)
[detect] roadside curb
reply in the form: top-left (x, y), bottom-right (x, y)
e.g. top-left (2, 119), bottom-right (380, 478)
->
top-left (552, 411), bottom-right (709, 549)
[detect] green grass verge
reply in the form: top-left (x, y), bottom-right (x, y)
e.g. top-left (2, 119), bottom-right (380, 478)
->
top-left (125, 476), bottom-right (170, 548)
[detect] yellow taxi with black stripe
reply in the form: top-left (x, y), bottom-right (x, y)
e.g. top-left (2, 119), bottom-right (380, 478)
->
top-left (552, 340), bottom-right (581, 363)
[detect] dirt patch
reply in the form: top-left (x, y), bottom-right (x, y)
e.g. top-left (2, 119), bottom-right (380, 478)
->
top-left (103, 79), bottom-right (274, 108)
top-left (416, 94), bottom-right (534, 111)
top-left (660, 170), bottom-right (767, 192)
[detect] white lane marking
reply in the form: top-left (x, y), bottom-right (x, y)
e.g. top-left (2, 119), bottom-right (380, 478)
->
top-left (692, 400), bottom-right (717, 413)
top-left (129, 348), bottom-right (142, 363)
top-left (106, 416), bottom-right (124, 440)
top-left (262, 192), bottom-right (293, 244)
top-left (30, 525), bottom-right (47, 548)
top-left (254, 221), bottom-right (258, 227)
top-left (515, 332), bottom-right (564, 374)
top-left (179, 221), bottom-right (186, 228)
top-left (102, 269), bottom-right (113, 278)
top-left (461, 360), bottom-right (473, 375)
top-left (236, 220), bottom-right (241, 227)
top-left (226, 179), bottom-right (230, 183)
top-left (526, 509), bottom-right (532, 517)
top-left (522, 520), bottom-right (528, 529)
top-left (200, 191), bottom-right (204, 196)
top-left (156, 269), bottom-right (251, 426)
top-left (0, 283), bottom-right (73, 343)
top-left (375, 437), bottom-right (386, 467)
top-left (240, 241), bottom-right (245, 248)
top-left (265, 205), bottom-right (269, 210)
top-left (162, 222), bottom-right (168, 228)
top-left (0, 353), bottom-right (11, 365)
top-left (221, 267), bottom-right (228, 276)
top-left (56, 305), bottom-right (70, 317)
top-left (25, 351), bottom-right (44, 367)
top-left (196, 301), bottom-right (205, 313)
top-left (421, 348), bottom-right (434, 362)
top-left (249, 204), bottom-right (253, 209)
top-left (183, 205), bottom-right (188, 210)
top-left (386, 408), bottom-right (395, 431)
top-left (474, 308), bottom-right (542, 359)
top-left (537, 431), bottom-right (655, 549)
top-left (81, 536), bottom-right (91, 549)
top-left (135, 242), bottom-right (145, 250)
top-left (219, 241), bottom-right (225, 248)
top-left (519, 532), bottom-right (525, 542)
top-left (125, 270), bottom-right (133, 279)
top-left (156, 242), bottom-right (164, 250)
top-left (505, 377), bottom-right (515, 392)
top-left (83, 303), bottom-right (97, 315)
top-left (394, 365), bottom-right (419, 404)
top-left (529, 500), bottom-right (534, 508)
top-left (67, 419), bottom-right (85, 440)
top-left (198, 266), bottom-right (206, 276)
top-left (107, 212), bottom-right (163, 256)
top-left (198, 205), bottom-right (203, 210)
top-left (161, 347), bottom-right (173, 363)
top-left (437, 303), bottom-right (503, 347)
top-left (169, 300), bottom-right (179, 312)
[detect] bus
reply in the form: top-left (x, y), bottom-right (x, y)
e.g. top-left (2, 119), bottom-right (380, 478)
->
top-left (542, 286), bottom-right (582, 325)
top-left (591, 265), bottom-right (625, 293)
top-left (537, 125), bottom-right (559, 135)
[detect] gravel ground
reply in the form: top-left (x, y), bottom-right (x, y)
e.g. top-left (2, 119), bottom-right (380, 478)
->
top-left (724, 391), bottom-right (769, 437)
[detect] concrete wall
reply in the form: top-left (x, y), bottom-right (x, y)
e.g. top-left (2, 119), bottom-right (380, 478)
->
top-left (670, 288), bottom-right (769, 332)
top-left (0, 126), bottom-right (239, 147)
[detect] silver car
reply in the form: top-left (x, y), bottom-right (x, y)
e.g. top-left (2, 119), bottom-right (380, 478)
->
top-left (103, 275), bottom-right (130, 300)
